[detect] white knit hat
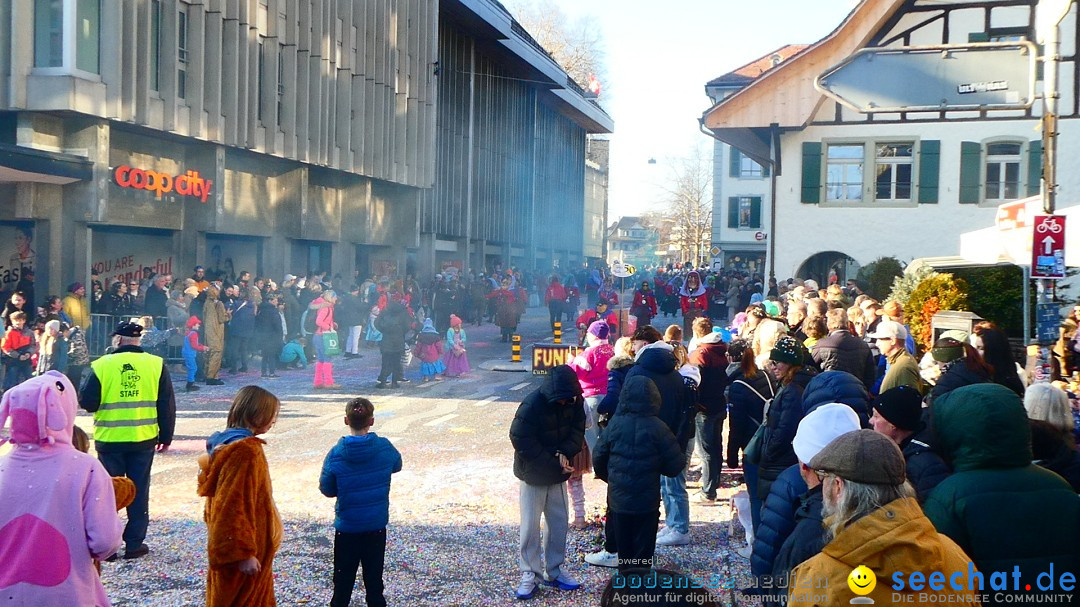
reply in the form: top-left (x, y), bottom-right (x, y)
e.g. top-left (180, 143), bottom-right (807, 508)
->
top-left (792, 403), bottom-right (861, 464)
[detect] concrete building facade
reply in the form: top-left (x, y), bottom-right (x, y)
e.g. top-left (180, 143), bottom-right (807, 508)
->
top-left (0, 0), bottom-right (609, 298)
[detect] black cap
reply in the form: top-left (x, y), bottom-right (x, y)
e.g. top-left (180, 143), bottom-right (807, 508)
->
top-left (872, 385), bottom-right (923, 431)
top-left (112, 321), bottom-right (144, 338)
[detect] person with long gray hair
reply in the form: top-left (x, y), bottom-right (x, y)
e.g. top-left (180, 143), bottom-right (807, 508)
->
top-left (788, 430), bottom-right (979, 606)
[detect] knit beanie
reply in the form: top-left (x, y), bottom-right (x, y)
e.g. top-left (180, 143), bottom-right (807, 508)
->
top-left (872, 385), bottom-right (923, 431)
top-left (588, 320), bottom-right (610, 341)
top-left (792, 403), bottom-right (861, 464)
top-left (769, 335), bottom-right (803, 365)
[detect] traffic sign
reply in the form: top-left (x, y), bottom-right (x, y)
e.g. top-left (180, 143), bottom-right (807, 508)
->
top-left (1031, 215), bottom-right (1067, 279)
top-left (815, 42), bottom-right (1037, 113)
top-left (709, 246), bottom-right (721, 257)
top-left (611, 261), bottom-right (636, 278)
top-left (754, 232), bottom-right (767, 241)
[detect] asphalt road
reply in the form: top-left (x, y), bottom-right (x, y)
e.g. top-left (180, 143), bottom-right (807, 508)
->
top-left (80, 304), bottom-right (750, 607)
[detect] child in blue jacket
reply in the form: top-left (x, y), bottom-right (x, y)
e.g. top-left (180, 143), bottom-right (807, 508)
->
top-left (319, 397), bottom-right (402, 607)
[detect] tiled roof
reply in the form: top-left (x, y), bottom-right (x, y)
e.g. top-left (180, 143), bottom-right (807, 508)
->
top-left (707, 44), bottom-right (810, 87)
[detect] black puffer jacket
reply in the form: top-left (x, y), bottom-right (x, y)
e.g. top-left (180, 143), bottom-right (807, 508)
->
top-left (374, 302), bottom-right (411, 354)
top-left (509, 365), bottom-right (586, 486)
top-left (593, 376), bottom-right (685, 514)
top-left (810, 330), bottom-right (876, 389)
top-left (624, 344), bottom-right (694, 450)
top-left (750, 463), bottom-right (807, 577)
top-left (801, 370), bottom-right (871, 427)
top-left (758, 368), bottom-right (816, 482)
top-left (772, 485), bottom-right (826, 579)
top-left (928, 360), bottom-right (990, 405)
top-left (900, 426), bottom-right (952, 502)
top-left (727, 367), bottom-right (775, 455)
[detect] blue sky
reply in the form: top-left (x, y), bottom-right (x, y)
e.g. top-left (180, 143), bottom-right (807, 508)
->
top-left (514, 0), bottom-right (859, 221)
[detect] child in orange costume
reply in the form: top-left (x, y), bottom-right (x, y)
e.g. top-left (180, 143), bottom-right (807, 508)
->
top-left (197, 385), bottom-right (283, 607)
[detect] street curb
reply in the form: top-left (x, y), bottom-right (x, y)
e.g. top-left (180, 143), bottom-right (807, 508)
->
top-left (479, 359), bottom-right (531, 372)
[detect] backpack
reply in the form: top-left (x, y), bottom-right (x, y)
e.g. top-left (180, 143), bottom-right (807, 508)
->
top-left (301, 307), bottom-right (318, 336)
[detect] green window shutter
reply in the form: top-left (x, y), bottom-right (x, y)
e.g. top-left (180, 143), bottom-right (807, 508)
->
top-left (917, 140), bottom-right (940, 203)
top-left (801, 142), bottom-right (822, 203)
top-left (750, 197), bottom-right (762, 228)
top-left (728, 197), bottom-right (740, 228)
top-left (968, 32), bottom-right (990, 42)
top-left (959, 141), bottom-right (982, 204)
top-left (1028, 139), bottom-right (1043, 197)
top-left (729, 148), bottom-right (741, 178)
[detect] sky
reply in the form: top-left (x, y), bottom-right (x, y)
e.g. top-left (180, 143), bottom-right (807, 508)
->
top-left (507, 0), bottom-right (860, 222)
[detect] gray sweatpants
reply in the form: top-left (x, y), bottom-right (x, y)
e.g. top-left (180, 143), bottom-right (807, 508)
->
top-left (519, 480), bottom-right (569, 580)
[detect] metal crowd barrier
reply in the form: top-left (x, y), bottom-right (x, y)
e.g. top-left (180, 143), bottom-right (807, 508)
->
top-left (88, 314), bottom-right (183, 364)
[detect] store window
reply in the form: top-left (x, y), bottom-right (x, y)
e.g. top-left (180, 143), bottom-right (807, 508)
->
top-left (825, 144), bottom-right (864, 202)
top-left (34, 0), bottom-right (99, 72)
top-left (874, 142), bottom-right (914, 201)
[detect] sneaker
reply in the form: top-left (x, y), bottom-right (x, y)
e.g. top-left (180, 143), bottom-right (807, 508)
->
top-left (515, 572), bottom-right (539, 600)
top-left (656, 530), bottom-right (691, 546)
top-left (398, 377), bottom-right (411, 383)
top-left (691, 491), bottom-right (716, 503)
top-left (375, 382), bottom-right (389, 389)
top-left (735, 545), bottom-right (753, 560)
top-left (123, 543), bottom-right (150, 559)
top-left (544, 572), bottom-right (581, 591)
top-left (656, 526), bottom-right (672, 541)
top-left (206, 378), bottom-right (224, 386)
top-left (584, 550), bottom-right (618, 568)
top-left (268, 374), bottom-right (279, 379)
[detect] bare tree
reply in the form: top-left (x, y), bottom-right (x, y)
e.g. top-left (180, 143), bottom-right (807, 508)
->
top-left (652, 146), bottom-right (713, 267)
top-left (503, 0), bottom-right (609, 97)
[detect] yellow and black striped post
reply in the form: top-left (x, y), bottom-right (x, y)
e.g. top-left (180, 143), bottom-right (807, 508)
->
top-left (511, 335), bottom-right (522, 362)
top-left (553, 322), bottom-right (562, 344)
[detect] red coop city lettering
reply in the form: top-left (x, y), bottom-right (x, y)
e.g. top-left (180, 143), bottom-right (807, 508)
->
top-left (113, 165), bottom-right (213, 203)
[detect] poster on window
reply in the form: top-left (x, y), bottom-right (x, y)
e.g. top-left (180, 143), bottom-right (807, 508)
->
top-left (91, 230), bottom-right (174, 289)
top-left (0, 222), bottom-right (36, 298)
top-left (205, 236), bottom-right (261, 284)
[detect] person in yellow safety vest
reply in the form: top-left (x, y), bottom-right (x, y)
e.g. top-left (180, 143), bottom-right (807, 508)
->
top-left (79, 321), bottom-right (176, 561)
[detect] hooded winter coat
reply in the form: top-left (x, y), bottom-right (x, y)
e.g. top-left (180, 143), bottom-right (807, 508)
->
top-left (688, 332), bottom-right (729, 416)
top-left (789, 498), bottom-right (980, 606)
top-left (597, 353), bottom-right (635, 417)
top-left (801, 370), bottom-right (870, 427)
top-left (319, 433), bottom-right (402, 532)
top-left (592, 376), bottom-right (685, 514)
top-left (727, 367), bottom-right (775, 455)
top-left (625, 342), bottom-right (695, 449)
top-left (568, 341), bottom-right (615, 397)
top-left (925, 383), bottom-right (1080, 585)
top-left (810, 329), bottom-right (876, 389)
top-left (374, 302), bottom-right (410, 354)
top-left (751, 464), bottom-right (807, 578)
top-left (509, 365), bottom-right (586, 486)
top-left (772, 484), bottom-right (825, 581)
top-left (197, 436), bottom-right (282, 607)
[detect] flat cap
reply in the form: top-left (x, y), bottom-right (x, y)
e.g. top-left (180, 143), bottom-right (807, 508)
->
top-left (809, 429), bottom-right (906, 485)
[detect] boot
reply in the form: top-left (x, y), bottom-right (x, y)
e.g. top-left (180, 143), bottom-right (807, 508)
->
top-left (323, 364), bottom-right (342, 390)
top-left (185, 381), bottom-right (200, 392)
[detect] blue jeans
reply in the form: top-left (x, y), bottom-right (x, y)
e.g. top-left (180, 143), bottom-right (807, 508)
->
top-left (315, 332), bottom-right (329, 362)
top-left (744, 462), bottom-right (762, 533)
top-left (660, 470), bottom-right (690, 534)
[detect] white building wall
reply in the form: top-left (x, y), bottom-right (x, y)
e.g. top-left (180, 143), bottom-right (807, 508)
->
top-left (711, 140), bottom-right (772, 272)
top-left (772, 117), bottom-right (1080, 279)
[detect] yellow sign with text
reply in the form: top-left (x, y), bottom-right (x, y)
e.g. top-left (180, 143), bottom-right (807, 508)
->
top-left (531, 344), bottom-right (581, 375)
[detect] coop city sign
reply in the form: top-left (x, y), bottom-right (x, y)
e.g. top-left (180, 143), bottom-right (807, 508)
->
top-left (112, 165), bottom-right (214, 202)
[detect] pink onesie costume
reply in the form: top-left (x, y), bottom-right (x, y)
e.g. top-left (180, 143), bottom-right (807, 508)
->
top-left (0, 371), bottom-right (123, 606)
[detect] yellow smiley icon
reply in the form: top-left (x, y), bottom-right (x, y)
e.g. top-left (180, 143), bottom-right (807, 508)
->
top-left (847, 565), bottom-right (876, 596)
